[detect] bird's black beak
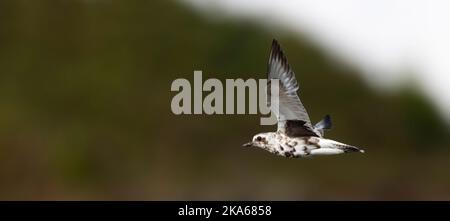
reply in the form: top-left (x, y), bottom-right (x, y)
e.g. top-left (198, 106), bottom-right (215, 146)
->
top-left (242, 142), bottom-right (253, 147)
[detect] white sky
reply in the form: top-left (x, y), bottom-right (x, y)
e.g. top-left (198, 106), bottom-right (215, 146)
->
top-left (182, 0), bottom-right (450, 121)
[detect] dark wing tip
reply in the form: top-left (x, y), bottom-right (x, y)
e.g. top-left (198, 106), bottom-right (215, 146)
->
top-left (272, 38), bottom-right (280, 48)
top-left (270, 39), bottom-right (283, 59)
top-left (324, 114), bottom-right (332, 129)
top-left (268, 39), bottom-right (290, 72)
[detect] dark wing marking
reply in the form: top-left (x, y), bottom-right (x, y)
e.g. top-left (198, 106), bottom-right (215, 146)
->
top-left (284, 120), bottom-right (319, 137)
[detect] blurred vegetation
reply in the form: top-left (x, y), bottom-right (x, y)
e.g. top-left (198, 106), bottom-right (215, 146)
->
top-left (0, 0), bottom-right (449, 200)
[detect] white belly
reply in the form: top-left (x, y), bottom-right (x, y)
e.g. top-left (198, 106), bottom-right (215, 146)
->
top-left (268, 136), bottom-right (349, 157)
top-left (309, 148), bottom-right (344, 155)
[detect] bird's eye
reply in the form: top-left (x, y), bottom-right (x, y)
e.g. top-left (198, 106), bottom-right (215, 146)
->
top-left (256, 136), bottom-right (262, 141)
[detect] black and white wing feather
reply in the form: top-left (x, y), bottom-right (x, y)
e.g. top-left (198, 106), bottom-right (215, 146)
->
top-left (267, 39), bottom-right (319, 137)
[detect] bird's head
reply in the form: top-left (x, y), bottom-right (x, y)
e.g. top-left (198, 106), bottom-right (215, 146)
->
top-left (243, 133), bottom-right (270, 148)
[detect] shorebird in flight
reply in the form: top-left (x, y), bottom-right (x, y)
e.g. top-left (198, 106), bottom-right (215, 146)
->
top-left (243, 39), bottom-right (364, 157)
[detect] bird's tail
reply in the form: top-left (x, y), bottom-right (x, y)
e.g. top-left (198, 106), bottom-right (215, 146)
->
top-left (327, 139), bottom-right (364, 153)
top-left (341, 144), bottom-right (365, 153)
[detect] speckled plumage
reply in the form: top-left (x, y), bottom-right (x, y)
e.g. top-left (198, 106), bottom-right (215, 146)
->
top-left (247, 132), bottom-right (363, 158)
top-left (243, 39), bottom-right (364, 157)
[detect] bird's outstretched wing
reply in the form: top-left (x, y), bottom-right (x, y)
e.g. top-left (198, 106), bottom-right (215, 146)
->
top-left (267, 39), bottom-right (319, 137)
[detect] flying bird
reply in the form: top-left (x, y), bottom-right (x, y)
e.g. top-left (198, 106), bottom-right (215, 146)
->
top-left (243, 39), bottom-right (364, 157)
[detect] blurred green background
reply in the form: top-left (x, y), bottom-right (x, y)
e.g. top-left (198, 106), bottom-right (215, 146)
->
top-left (0, 0), bottom-right (449, 200)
